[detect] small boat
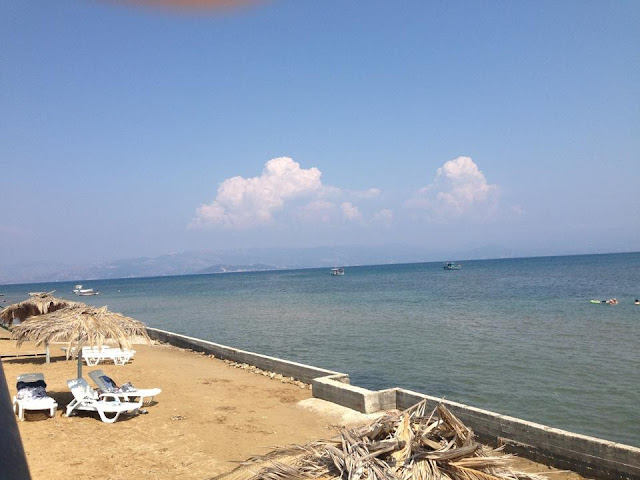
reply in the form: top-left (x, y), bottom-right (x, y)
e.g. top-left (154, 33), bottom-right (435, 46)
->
top-left (443, 262), bottom-right (462, 270)
top-left (331, 267), bottom-right (345, 276)
top-left (73, 285), bottom-right (99, 296)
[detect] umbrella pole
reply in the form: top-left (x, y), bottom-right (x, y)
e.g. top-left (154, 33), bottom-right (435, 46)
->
top-left (45, 342), bottom-right (50, 364)
top-left (77, 351), bottom-right (83, 379)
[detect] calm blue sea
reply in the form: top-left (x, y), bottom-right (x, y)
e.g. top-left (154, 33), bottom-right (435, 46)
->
top-left (2, 253), bottom-right (639, 446)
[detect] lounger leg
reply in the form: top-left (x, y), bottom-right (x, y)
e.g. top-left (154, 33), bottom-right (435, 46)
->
top-left (66, 399), bottom-right (78, 417)
top-left (12, 399), bottom-right (24, 421)
top-left (49, 406), bottom-right (55, 418)
top-left (97, 409), bottom-right (120, 423)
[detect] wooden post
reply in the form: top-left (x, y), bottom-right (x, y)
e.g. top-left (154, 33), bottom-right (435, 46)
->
top-left (45, 342), bottom-right (50, 364)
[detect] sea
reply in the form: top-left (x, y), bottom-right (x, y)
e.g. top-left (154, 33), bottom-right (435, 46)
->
top-left (2, 252), bottom-right (639, 447)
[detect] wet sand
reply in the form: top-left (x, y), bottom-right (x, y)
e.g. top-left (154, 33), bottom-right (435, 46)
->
top-left (0, 330), bottom-right (585, 479)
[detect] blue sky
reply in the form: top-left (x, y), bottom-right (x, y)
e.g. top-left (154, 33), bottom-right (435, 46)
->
top-left (2, 0), bottom-right (638, 265)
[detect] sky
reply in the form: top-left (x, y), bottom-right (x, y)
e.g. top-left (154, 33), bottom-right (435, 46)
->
top-left (2, 0), bottom-right (639, 266)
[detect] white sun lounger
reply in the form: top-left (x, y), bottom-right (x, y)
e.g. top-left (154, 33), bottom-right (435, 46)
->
top-left (66, 378), bottom-right (142, 423)
top-left (88, 369), bottom-right (161, 405)
top-left (81, 346), bottom-right (136, 366)
top-left (12, 373), bottom-right (58, 421)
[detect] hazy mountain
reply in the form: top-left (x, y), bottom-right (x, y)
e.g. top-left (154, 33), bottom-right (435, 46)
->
top-left (0, 244), bottom-right (519, 285)
top-left (196, 264), bottom-right (281, 274)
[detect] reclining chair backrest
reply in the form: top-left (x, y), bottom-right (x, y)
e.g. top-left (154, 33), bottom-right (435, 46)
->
top-left (67, 378), bottom-right (98, 401)
top-left (17, 373), bottom-right (44, 383)
top-left (88, 370), bottom-right (117, 392)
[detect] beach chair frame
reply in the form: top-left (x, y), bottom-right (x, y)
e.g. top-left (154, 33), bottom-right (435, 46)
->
top-left (12, 373), bottom-right (58, 421)
top-left (66, 378), bottom-right (142, 423)
top-left (88, 369), bottom-right (161, 405)
top-left (81, 346), bottom-right (136, 366)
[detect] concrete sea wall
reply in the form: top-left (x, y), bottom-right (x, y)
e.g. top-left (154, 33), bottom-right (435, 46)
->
top-left (147, 327), bottom-right (640, 480)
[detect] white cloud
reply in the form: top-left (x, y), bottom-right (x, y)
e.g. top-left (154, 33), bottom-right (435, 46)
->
top-left (351, 188), bottom-right (381, 199)
top-left (191, 156), bottom-right (391, 230)
top-left (191, 157), bottom-right (322, 229)
top-left (340, 202), bottom-right (362, 221)
top-left (372, 209), bottom-right (393, 226)
top-left (298, 199), bottom-right (335, 224)
top-left (407, 156), bottom-right (499, 220)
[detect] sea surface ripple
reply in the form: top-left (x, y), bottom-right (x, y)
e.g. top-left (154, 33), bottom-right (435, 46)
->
top-left (2, 252), bottom-right (639, 446)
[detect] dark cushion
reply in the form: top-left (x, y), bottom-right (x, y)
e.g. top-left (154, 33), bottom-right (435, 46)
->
top-left (100, 375), bottom-right (118, 390)
top-left (16, 380), bottom-right (46, 391)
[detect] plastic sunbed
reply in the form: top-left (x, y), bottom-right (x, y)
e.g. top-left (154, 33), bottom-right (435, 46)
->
top-left (88, 369), bottom-right (161, 405)
top-left (66, 378), bottom-right (142, 423)
top-left (13, 373), bottom-right (58, 421)
top-left (81, 346), bottom-right (136, 366)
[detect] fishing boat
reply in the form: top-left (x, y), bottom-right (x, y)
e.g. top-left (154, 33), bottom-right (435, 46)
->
top-left (443, 262), bottom-right (462, 270)
top-left (331, 267), bottom-right (345, 276)
top-left (73, 285), bottom-right (99, 296)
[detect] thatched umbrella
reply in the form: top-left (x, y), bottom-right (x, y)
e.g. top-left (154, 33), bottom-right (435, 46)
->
top-left (0, 291), bottom-right (81, 327)
top-left (0, 292), bottom-right (83, 363)
top-left (12, 304), bottom-right (150, 378)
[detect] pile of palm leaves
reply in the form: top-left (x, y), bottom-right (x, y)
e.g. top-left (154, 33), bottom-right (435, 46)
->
top-left (214, 401), bottom-right (547, 480)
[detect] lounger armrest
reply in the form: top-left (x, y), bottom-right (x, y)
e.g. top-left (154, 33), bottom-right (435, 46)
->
top-left (98, 393), bottom-right (122, 402)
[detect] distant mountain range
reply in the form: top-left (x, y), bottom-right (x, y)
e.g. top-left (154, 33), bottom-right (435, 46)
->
top-left (0, 244), bottom-right (580, 285)
top-left (196, 263), bottom-right (282, 274)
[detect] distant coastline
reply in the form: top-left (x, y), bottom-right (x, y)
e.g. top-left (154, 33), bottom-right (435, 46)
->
top-left (1, 249), bottom-right (638, 287)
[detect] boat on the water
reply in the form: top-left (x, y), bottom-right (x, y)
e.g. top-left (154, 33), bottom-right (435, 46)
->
top-left (73, 285), bottom-right (99, 296)
top-left (443, 261), bottom-right (462, 270)
top-left (331, 267), bottom-right (345, 276)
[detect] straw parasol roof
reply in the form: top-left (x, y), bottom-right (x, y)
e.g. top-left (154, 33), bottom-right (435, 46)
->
top-left (0, 291), bottom-right (82, 328)
top-left (12, 304), bottom-right (150, 377)
top-left (13, 304), bottom-right (149, 351)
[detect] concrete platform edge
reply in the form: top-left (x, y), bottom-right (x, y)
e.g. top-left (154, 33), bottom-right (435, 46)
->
top-left (147, 327), bottom-right (640, 480)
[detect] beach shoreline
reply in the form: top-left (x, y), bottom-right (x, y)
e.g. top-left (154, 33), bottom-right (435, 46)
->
top-left (1, 331), bottom-right (377, 479)
top-left (0, 327), bottom-right (592, 479)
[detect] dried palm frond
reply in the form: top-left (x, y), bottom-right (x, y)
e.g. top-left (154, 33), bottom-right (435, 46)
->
top-left (0, 292), bottom-right (83, 327)
top-left (451, 456), bottom-right (514, 469)
top-left (11, 304), bottom-right (149, 354)
top-left (211, 402), bottom-right (548, 480)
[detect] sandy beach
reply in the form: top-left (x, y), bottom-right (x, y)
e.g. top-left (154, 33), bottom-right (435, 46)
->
top-left (0, 329), bottom-right (585, 480)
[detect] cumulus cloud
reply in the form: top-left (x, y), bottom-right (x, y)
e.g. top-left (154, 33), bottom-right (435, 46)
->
top-left (191, 157), bottom-right (322, 229)
top-left (340, 202), bottom-right (362, 221)
top-left (407, 156), bottom-right (499, 220)
top-left (191, 156), bottom-right (394, 230)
